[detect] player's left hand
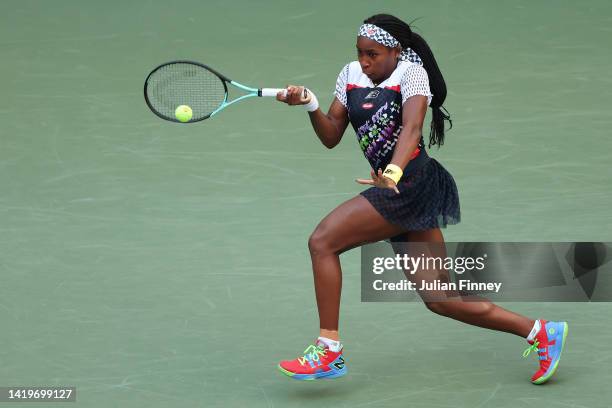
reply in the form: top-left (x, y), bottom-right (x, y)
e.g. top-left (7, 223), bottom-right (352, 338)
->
top-left (356, 168), bottom-right (400, 194)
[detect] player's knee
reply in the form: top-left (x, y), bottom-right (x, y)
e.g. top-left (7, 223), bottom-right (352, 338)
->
top-left (425, 300), bottom-right (494, 318)
top-left (424, 301), bottom-right (451, 317)
top-left (308, 227), bottom-right (335, 257)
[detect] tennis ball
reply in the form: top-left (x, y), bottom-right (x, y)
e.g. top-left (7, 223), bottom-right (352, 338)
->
top-left (175, 105), bottom-right (193, 122)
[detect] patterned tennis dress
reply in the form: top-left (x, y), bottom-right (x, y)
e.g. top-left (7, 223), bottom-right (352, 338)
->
top-left (335, 60), bottom-right (461, 231)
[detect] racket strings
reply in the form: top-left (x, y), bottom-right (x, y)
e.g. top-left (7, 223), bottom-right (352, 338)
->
top-left (146, 63), bottom-right (226, 121)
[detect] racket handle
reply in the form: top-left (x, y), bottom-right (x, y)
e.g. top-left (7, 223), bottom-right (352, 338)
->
top-left (259, 88), bottom-right (287, 97)
top-left (259, 87), bottom-right (312, 103)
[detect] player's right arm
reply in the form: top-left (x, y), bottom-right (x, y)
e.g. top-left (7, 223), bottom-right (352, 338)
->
top-left (278, 86), bottom-right (349, 149)
top-left (307, 97), bottom-right (349, 149)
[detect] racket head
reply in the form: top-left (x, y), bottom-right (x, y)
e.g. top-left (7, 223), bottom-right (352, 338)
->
top-left (144, 60), bottom-right (230, 123)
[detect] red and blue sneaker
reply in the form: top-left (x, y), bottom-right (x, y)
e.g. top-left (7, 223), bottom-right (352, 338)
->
top-left (523, 320), bottom-right (569, 384)
top-left (278, 340), bottom-right (347, 380)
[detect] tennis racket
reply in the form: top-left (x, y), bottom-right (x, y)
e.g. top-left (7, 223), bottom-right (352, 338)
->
top-left (144, 60), bottom-right (309, 123)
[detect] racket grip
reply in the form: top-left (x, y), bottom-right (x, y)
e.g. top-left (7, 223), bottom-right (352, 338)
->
top-left (259, 88), bottom-right (287, 97)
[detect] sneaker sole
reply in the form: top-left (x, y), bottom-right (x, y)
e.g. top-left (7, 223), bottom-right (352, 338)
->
top-left (277, 364), bottom-right (347, 380)
top-left (532, 322), bottom-right (568, 385)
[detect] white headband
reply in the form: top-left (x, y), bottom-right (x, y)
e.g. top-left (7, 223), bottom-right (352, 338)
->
top-left (358, 23), bottom-right (422, 65)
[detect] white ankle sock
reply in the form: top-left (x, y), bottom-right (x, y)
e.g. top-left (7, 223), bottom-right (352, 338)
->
top-left (317, 336), bottom-right (342, 352)
top-left (526, 320), bottom-right (542, 342)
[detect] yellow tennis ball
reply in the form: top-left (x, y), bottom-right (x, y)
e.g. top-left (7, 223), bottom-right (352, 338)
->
top-left (175, 105), bottom-right (193, 122)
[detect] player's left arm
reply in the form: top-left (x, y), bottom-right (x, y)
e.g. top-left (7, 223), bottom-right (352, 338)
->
top-left (388, 95), bottom-right (428, 169)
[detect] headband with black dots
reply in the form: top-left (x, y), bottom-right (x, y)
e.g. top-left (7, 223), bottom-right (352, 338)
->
top-left (358, 23), bottom-right (422, 65)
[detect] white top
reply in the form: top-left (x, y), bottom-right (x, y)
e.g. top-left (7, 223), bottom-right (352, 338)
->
top-left (334, 60), bottom-right (433, 108)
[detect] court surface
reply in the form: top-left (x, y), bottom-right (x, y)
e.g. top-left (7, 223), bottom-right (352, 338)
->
top-left (1, 1), bottom-right (611, 407)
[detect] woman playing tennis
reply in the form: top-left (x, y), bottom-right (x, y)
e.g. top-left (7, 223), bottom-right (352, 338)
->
top-left (275, 14), bottom-right (568, 384)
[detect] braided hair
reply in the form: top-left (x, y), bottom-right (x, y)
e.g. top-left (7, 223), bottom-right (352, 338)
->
top-left (364, 14), bottom-right (452, 148)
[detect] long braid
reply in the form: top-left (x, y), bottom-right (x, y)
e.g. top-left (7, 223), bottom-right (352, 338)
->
top-left (364, 14), bottom-right (452, 147)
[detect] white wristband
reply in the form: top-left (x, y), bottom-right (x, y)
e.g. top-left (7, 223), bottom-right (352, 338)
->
top-left (303, 89), bottom-right (319, 112)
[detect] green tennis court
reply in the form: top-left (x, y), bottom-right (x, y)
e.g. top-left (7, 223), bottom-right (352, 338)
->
top-left (1, 0), bottom-right (611, 406)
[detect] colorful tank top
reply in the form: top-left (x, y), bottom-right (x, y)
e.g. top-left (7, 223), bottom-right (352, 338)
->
top-left (334, 60), bottom-right (433, 173)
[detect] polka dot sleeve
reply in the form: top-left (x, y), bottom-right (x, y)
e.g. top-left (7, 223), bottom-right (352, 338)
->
top-left (401, 64), bottom-right (433, 106)
top-left (334, 64), bottom-right (349, 107)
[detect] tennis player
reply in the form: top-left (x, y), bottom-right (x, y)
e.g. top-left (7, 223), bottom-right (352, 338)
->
top-left (275, 14), bottom-right (568, 384)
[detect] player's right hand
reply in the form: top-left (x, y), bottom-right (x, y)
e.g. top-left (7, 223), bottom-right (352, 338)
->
top-left (276, 85), bottom-right (310, 105)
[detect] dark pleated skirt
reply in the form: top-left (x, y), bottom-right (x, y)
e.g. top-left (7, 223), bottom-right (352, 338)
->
top-left (360, 158), bottom-right (461, 232)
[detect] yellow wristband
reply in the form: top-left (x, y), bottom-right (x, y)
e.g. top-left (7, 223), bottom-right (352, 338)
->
top-left (382, 164), bottom-right (403, 184)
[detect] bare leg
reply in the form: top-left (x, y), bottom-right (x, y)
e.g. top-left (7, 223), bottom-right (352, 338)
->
top-left (308, 195), bottom-right (406, 340)
top-left (308, 195), bottom-right (534, 340)
top-left (396, 228), bottom-right (535, 338)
